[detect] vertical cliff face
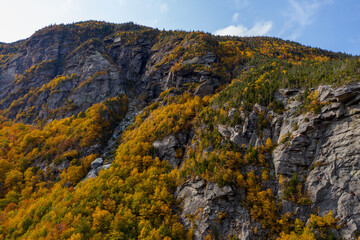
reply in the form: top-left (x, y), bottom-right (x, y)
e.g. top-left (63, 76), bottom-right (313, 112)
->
top-left (0, 21), bottom-right (360, 239)
top-left (175, 179), bottom-right (253, 239)
top-left (0, 22), bottom-right (225, 124)
top-left (274, 84), bottom-right (360, 239)
top-left (174, 84), bottom-right (360, 239)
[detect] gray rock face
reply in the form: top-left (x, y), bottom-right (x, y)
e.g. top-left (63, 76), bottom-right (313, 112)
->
top-left (182, 54), bottom-right (218, 66)
top-left (0, 25), bottom-right (225, 124)
top-left (2, 39), bottom-right (128, 122)
top-left (175, 178), bottom-right (253, 240)
top-left (318, 85), bottom-right (333, 102)
top-left (333, 83), bottom-right (360, 103)
top-left (306, 113), bottom-right (360, 238)
top-left (194, 78), bottom-right (219, 98)
top-left (217, 109), bottom-right (270, 150)
top-left (152, 135), bottom-right (181, 168)
top-left (273, 112), bottom-right (318, 178)
top-left (273, 84), bottom-right (360, 239)
top-left (48, 160), bottom-right (70, 174)
top-left (91, 158), bottom-right (104, 169)
top-left (0, 24), bottom-right (116, 114)
top-left (207, 83), bottom-right (360, 239)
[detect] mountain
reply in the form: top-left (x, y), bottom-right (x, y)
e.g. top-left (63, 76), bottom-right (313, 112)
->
top-left (0, 20), bottom-right (359, 239)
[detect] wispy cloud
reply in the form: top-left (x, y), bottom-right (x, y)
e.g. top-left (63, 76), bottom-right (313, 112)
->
top-left (61, 0), bottom-right (73, 10)
top-left (214, 21), bottom-right (273, 37)
top-left (160, 3), bottom-right (168, 13)
top-left (232, 13), bottom-right (239, 22)
top-left (282, 0), bottom-right (333, 39)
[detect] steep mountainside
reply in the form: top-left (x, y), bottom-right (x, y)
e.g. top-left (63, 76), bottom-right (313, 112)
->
top-left (0, 21), bottom-right (360, 239)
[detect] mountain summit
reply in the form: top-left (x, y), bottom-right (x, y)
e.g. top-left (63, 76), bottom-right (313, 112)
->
top-left (0, 21), bottom-right (359, 239)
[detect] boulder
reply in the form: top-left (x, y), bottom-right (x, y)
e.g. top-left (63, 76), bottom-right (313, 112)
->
top-left (318, 85), bottom-right (333, 102)
top-left (91, 158), bottom-right (104, 169)
top-left (333, 84), bottom-right (360, 103)
top-left (203, 54), bottom-right (217, 64)
top-left (114, 37), bottom-right (121, 43)
top-left (83, 169), bottom-right (98, 181)
top-left (217, 124), bottom-right (231, 138)
top-left (103, 164), bottom-right (111, 170)
top-left (83, 161), bottom-right (110, 182)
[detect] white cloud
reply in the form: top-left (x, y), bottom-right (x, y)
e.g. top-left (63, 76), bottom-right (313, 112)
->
top-left (214, 21), bottom-right (273, 37)
top-left (160, 3), bottom-right (168, 13)
top-left (232, 13), bottom-right (239, 22)
top-left (61, 0), bottom-right (73, 10)
top-left (282, 0), bottom-right (333, 39)
top-left (288, 0), bottom-right (323, 26)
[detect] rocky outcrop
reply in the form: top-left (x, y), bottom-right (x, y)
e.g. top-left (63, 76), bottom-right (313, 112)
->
top-left (2, 21), bottom-right (360, 239)
top-left (194, 78), bottom-right (219, 98)
top-left (175, 178), bottom-right (254, 240)
top-left (306, 113), bottom-right (360, 238)
top-left (91, 157), bottom-right (104, 169)
top-left (180, 83), bottom-right (360, 239)
top-left (181, 54), bottom-right (218, 66)
top-left (274, 84), bottom-right (360, 239)
top-left (153, 135), bottom-right (182, 168)
top-left (0, 24), bottom-right (225, 124)
top-left (84, 157), bottom-right (106, 181)
top-left (1, 39), bottom-right (128, 122)
top-left (217, 106), bottom-right (271, 150)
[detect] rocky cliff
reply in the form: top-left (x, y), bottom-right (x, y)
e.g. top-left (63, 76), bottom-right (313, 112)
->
top-left (179, 83), bottom-right (360, 239)
top-left (0, 22), bottom-right (224, 124)
top-left (0, 21), bottom-right (359, 240)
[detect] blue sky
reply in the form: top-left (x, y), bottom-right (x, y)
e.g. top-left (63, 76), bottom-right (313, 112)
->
top-left (0, 0), bottom-right (359, 55)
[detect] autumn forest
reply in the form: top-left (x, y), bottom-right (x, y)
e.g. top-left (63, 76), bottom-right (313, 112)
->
top-left (0, 21), bottom-right (359, 239)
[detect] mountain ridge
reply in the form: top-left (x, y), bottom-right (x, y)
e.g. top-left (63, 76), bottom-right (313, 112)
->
top-left (0, 21), bottom-right (360, 239)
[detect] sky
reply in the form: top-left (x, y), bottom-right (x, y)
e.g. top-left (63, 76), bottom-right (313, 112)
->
top-left (0, 0), bottom-right (359, 55)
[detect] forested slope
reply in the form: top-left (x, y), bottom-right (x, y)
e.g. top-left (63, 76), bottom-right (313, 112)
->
top-left (0, 21), bottom-right (360, 239)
